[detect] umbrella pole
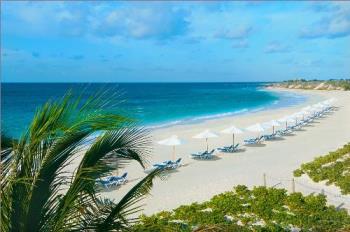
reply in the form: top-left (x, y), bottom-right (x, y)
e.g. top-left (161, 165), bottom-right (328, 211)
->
top-left (272, 126), bottom-right (275, 134)
top-left (206, 138), bottom-right (208, 152)
top-left (233, 133), bottom-right (235, 147)
top-left (285, 122), bottom-right (287, 130)
top-left (173, 145), bottom-right (175, 161)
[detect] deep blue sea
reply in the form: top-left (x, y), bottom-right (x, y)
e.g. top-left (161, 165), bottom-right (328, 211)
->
top-left (1, 83), bottom-right (307, 138)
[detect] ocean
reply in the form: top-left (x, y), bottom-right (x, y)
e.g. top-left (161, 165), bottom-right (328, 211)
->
top-left (1, 83), bottom-right (307, 138)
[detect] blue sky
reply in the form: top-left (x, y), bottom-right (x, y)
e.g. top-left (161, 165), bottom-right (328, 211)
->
top-left (1, 1), bottom-right (350, 82)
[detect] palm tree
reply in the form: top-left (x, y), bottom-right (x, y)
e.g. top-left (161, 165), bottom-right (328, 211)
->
top-left (1, 90), bottom-right (162, 231)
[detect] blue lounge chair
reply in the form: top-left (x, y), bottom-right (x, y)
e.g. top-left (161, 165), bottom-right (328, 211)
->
top-left (153, 158), bottom-right (182, 170)
top-left (170, 158), bottom-right (182, 169)
top-left (98, 172), bottom-right (128, 188)
top-left (262, 133), bottom-right (280, 140)
top-left (108, 172), bottom-right (128, 184)
top-left (153, 160), bottom-right (172, 169)
top-left (190, 149), bottom-right (215, 159)
top-left (276, 129), bottom-right (292, 136)
top-left (244, 136), bottom-right (264, 145)
top-left (218, 143), bottom-right (240, 153)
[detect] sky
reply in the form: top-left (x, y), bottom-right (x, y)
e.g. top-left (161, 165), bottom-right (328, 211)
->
top-left (1, 1), bottom-right (350, 82)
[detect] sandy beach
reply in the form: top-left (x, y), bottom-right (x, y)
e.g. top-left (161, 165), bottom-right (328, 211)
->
top-left (102, 89), bottom-right (350, 214)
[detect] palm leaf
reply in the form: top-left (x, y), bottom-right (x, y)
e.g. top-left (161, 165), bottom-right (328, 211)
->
top-left (92, 169), bottom-right (164, 231)
top-left (49, 126), bottom-right (152, 231)
top-left (2, 88), bottom-right (159, 232)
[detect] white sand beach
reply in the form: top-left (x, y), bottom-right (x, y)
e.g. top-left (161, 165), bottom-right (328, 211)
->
top-left (102, 89), bottom-right (350, 214)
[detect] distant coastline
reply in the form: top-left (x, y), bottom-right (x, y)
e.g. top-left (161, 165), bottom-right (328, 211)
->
top-left (267, 79), bottom-right (350, 91)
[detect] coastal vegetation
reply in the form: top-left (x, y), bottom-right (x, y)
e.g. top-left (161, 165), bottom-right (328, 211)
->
top-left (132, 185), bottom-right (350, 231)
top-left (0, 91), bottom-right (163, 231)
top-left (272, 79), bottom-right (350, 91)
top-left (294, 143), bottom-right (350, 195)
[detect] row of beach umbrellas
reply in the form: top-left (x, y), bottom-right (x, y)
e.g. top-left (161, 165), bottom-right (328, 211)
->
top-left (158, 98), bottom-right (336, 160)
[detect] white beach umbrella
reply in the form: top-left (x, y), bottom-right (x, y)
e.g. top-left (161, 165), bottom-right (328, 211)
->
top-left (221, 125), bottom-right (243, 147)
top-left (329, 98), bottom-right (337, 104)
top-left (313, 103), bottom-right (326, 115)
top-left (315, 102), bottom-right (325, 109)
top-left (193, 129), bottom-right (219, 151)
top-left (297, 111), bottom-right (308, 121)
top-left (302, 106), bottom-right (312, 112)
top-left (290, 113), bottom-right (302, 125)
top-left (278, 116), bottom-right (293, 129)
top-left (246, 123), bottom-right (265, 138)
top-left (263, 120), bottom-right (280, 134)
top-left (158, 135), bottom-right (185, 160)
top-left (322, 100), bottom-right (332, 108)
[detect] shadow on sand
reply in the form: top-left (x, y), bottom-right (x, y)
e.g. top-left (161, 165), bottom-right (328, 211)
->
top-left (217, 148), bottom-right (247, 154)
top-left (244, 143), bottom-right (266, 147)
top-left (191, 155), bottom-right (222, 161)
top-left (268, 137), bottom-right (285, 141)
top-left (282, 133), bottom-right (296, 137)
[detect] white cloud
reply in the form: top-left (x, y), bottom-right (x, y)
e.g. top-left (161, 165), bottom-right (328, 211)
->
top-left (2, 2), bottom-right (190, 40)
top-left (264, 42), bottom-right (290, 53)
top-left (232, 40), bottom-right (249, 48)
top-left (215, 25), bottom-right (253, 40)
top-left (300, 2), bottom-right (350, 39)
top-left (93, 6), bottom-right (189, 40)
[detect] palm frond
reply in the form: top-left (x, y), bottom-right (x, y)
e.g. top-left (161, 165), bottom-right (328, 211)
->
top-left (2, 88), bottom-right (159, 232)
top-left (20, 91), bottom-right (133, 231)
top-left (91, 169), bottom-right (163, 232)
top-left (49, 126), bottom-right (152, 231)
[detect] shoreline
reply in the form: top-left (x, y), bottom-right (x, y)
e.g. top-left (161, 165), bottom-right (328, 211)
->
top-left (145, 88), bottom-right (311, 131)
top-left (103, 89), bottom-right (350, 215)
top-left (149, 88), bottom-right (321, 133)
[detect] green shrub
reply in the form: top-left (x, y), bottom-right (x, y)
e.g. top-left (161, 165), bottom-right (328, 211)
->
top-left (131, 185), bottom-right (350, 231)
top-left (294, 143), bottom-right (350, 194)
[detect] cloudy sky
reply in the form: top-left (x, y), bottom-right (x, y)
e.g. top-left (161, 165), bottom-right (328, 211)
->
top-left (1, 1), bottom-right (350, 82)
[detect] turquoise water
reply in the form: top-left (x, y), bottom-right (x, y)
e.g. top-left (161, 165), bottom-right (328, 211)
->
top-left (1, 83), bottom-right (307, 138)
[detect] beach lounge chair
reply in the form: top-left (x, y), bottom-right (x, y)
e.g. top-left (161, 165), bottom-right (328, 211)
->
top-left (170, 158), bottom-right (182, 169)
top-left (218, 143), bottom-right (240, 153)
top-left (153, 158), bottom-right (182, 170)
top-left (276, 129), bottom-right (292, 136)
top-left (244, 136), bottom-right (263, 145)
top-left (98, 172), bottom-right (128, 189)
top-left (262, 133), bottom-right (278, 140)
top-left (299, 120), bottom-right (308, 126)
top-left (153, 160), bottom-right (172, 169)
top-left (108, 172), bottom-right (128, 184)
top-left (190, 149), bottom-right (215, 159)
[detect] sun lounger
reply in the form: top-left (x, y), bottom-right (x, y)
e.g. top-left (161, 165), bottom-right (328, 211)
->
top-left (244, 136), bottom-right (264, 145)
top-left (218, 143), bottom-right (240, 153)
top-left (262, 133), bottom-right (278, 140)
top-left (190, 149), bottom-right (215, 159)
top-left (98, 172), bottom-right (128, 188)
top-left (276, 129), bottom-right (292, 136)
top-left (153, 158), bottom-right (182, 170)
top-left (153, 160), bottom-right (172, 169)
top-left (108, 172), bottom-right (128, 184)
top-left (170, 158), bottom-right (182, 168)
